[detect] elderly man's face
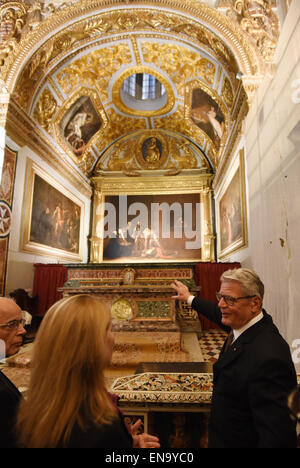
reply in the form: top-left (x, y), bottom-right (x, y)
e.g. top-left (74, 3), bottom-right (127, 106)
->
top-left (217, 280), bottom-right (262, 330)
top-left (0, 298), bottom-right (26, 357)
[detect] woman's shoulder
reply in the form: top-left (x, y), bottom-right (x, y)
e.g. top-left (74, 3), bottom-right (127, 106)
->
top-left (66, 416), bottom-right (133, 448)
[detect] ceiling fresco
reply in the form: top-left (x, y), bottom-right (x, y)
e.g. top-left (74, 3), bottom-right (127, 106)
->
top-left (0, 0), bottom-right (280, 185)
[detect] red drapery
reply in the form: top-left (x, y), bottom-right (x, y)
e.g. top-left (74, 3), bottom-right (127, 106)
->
top-left (194, 262), bottom-right (241, 330)
top-left (32, 264), bottom-right (68, 316)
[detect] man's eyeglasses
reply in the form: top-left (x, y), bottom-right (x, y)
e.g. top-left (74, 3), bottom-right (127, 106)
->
top-left (216, 293), bottom-right (256, 306)
top-left (0, 319), bottom-right (26, 330)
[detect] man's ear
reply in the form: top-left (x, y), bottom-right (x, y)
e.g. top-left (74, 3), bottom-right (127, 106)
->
top-left (251, 296), bottom-right (262, 312)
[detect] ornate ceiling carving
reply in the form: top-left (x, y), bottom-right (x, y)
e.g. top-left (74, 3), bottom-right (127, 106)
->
top-left (0, 0), bottom-right (279, 181)
top-left (93, 129), bottom-right (211, 177)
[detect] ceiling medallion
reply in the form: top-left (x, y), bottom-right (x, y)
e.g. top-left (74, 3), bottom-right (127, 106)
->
top-left (136, 131), bottom-right (168, 170)
top-left (112, 66), bottom-right (175, 117)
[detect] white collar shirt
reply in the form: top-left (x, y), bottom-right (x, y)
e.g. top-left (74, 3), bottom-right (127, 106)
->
top-left (232, 311), bottom-right (264, 342)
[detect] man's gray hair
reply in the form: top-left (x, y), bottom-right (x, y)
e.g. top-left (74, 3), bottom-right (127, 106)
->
top-left (220, 268), bottom-right (264, 300)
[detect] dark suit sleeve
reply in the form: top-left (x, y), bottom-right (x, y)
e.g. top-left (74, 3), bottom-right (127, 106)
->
top-left (248, 357), bottom-right (297, 448)
top-left (0, 386), bottom-right (20, 448)
top-left (191, 296), bottom-right (230, 332)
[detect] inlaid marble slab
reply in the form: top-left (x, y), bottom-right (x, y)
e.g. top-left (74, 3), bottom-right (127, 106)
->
top-left (112, 372), bottom-right (213, 404)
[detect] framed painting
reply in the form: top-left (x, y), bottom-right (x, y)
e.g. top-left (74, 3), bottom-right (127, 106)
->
top-left (54, 87), bottom-right (108, 163)
top-left (190, 87), bottom-right (225, 150)
top-left (216, 150), bottom-right (248, 258)
top-left (0, 146), bottom-right (17, 295)
top-left (101, 193), bottom-right (202, 262)
top-left (59, 95), bottom-right (102, 158)
top-left (21, 160), bottom-right (84, 261)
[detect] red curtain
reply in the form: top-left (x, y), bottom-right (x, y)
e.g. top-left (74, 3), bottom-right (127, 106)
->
top-left (32, 264), bottom-right (68, 316)
top-left (194, 262), bottom-right (241, 330)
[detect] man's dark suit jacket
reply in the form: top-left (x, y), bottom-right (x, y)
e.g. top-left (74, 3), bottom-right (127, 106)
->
top-left (192, 296), bottom-right (297, 448)
top-left (0, 370), bottom-right (21, 448)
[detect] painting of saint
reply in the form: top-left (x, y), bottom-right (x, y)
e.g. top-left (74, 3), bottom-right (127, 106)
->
top-left (219, 167), bottom-right (243, 252)
top-left (142, 137), bottom-right (162, 165)
top-left (191, 88), bottom-right (224, 149)
top-left (29, 174), bottom-right (81, 255)
top-left (103, 194), bottom-right (202, 262)
top-left (60, 96), bottom-right (102, 157)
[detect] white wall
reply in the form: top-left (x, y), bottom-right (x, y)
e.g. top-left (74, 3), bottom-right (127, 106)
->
top-left (5, 139), bottom-right (91, 294)
top-left (219, 1), bottom-right (300, 371)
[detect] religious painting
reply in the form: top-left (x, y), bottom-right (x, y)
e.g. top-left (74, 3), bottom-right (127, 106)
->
top-left (58, 95), bottom-right (102, 158)
top-left (191, 88), bottom-right (225, 150)
top-left (60, 96), bottom-right (102, 157)
top-left (0, 146), bottom-right (17, 295)
top-left (102, 193), bottom-right (202, 262)
top-left (22, 160), bottom-right (84, 261)
top-left (216, 150), bottom-right (248, 258)
top-left (142, 137), bottom-right (162, 163)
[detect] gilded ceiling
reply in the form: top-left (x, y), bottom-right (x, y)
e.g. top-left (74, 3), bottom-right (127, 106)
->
top-left (0, 0), bottom-right (280, 186)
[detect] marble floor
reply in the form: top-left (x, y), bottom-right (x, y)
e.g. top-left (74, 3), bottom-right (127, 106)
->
top-left (198, 329), bottom-right (228, 363)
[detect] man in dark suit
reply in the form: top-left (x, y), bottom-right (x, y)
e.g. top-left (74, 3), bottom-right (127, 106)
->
top-left (0, 298), bottom-right (26, 448)
top-left (171, 268), bottom-right (297, 448)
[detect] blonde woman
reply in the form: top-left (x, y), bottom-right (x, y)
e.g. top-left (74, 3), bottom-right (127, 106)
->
top-left (17, 294), bottom-right (160, 448)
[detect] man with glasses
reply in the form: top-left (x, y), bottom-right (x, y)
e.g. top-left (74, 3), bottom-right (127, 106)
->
top-left (171, 268), bottom-right (297, 448)
top-left (0, 297), bottom-right (26, 447)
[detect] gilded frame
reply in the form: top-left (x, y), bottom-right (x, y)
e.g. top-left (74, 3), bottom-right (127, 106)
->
top-left (102, 193), bottom-right (202, 263)
top-left (21, 159), bottom-right (84, 261)
top-left (186, 79), bottom-right (228, 150)
top-left (216, 149), bottom-right (248, 259)
top-left (135, 131), bottom-right (169, 170)
top-left (53, 87), bottom-right (108, 165)
top-left (90, 174), bottom-right (215, 264)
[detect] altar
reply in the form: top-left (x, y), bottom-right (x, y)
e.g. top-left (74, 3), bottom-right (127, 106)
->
top-left (60, 262), bottom-right (200, 328)
top-left (59, 263), bottom-right (202, 376)
top-left (32, 260), bottom-right (241, 377)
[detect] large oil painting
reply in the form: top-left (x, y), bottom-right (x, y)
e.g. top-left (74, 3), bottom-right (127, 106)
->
top-left (22, 161), bottom-right (84, 260)
top-left (102, 193), bottom-right (202, 262)
top-left (217, 150), bottom-right (247, 258)
top-left (191, 88), bottom-right (225, 150)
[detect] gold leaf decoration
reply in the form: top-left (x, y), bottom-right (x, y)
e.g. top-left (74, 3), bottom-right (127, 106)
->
top-left (56, 44), bottom-right (132, 100)
top-left (33, 88), bottom-right (57, 133)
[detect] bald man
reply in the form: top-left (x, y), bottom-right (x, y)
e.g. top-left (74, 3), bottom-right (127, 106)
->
top-left (0, 298), bottom-right (26, 448)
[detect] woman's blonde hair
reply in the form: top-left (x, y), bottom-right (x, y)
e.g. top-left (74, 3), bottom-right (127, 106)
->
top-left (17, 294), bottom-right (117, 448)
